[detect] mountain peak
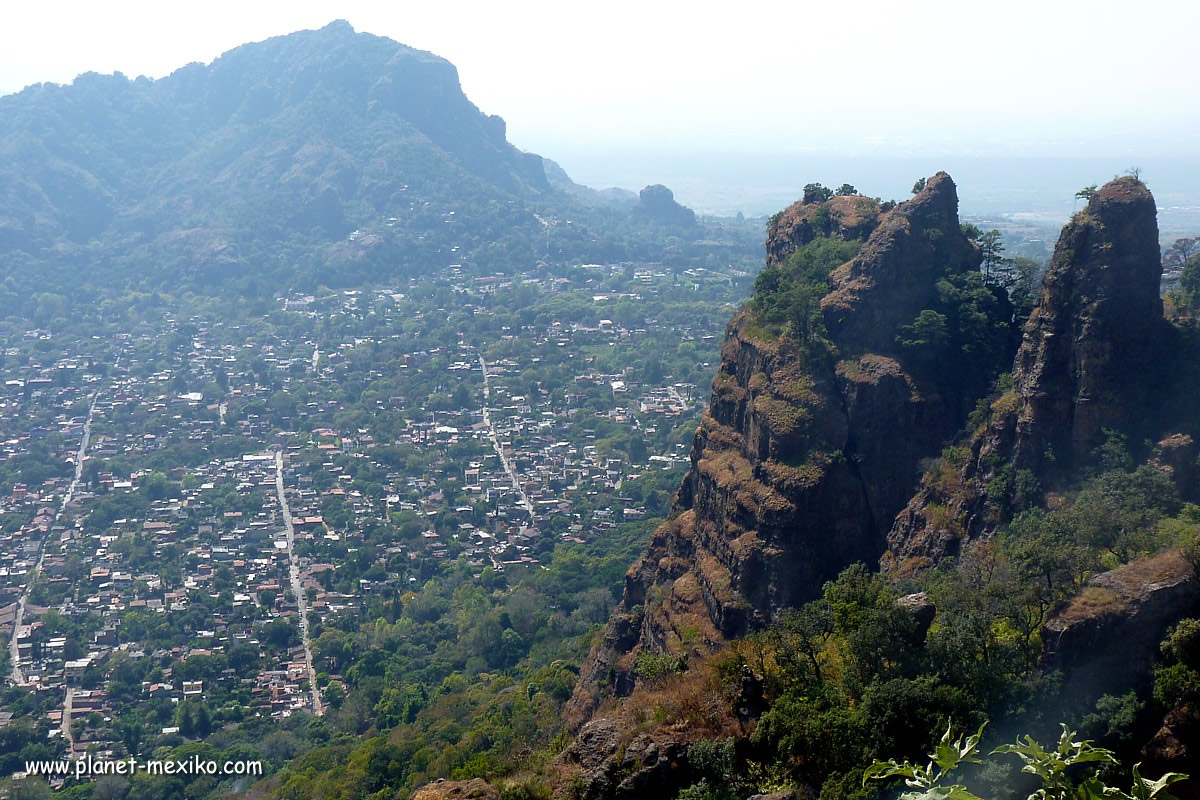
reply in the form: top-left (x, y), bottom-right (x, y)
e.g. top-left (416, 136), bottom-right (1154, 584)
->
top-left (0, 24), bottom-right (553, 261)
top-left (320, 19), bottom-right (356, 35)
top-left (632, 184), bottom-right (696, 227)
top-left (1010, 173), bottom-right (1163, 468)
top-left (907, 170), bottom-right (959, 217)
top-left (821, 171), bottom-right (980, 356)
top-left (764, 191), bottom-right (881, 266)
top-left (1095, 174), bottom-right (1153, 204)
top-left (886, 177), bottom-right (1170, 572)
top-left (567, 171), bottom-right (1013, 726)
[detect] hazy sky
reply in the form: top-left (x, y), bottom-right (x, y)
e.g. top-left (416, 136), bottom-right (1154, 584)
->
top-left (2, 0), bottom-right (1198, 163)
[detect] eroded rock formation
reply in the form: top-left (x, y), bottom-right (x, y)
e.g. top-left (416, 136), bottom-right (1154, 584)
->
top-left (885, 177), bottom-right (1172, 572)
top-left (765, 193), bottom-right (882, 266)
top-left (631, 184), bottom-right (696, 228)
top-left (1042, 549), bottom-right (1200, 701)
top-left (568, 173), bottom-right (1006, 721)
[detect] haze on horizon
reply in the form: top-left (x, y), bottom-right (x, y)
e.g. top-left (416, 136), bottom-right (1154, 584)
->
top-left (3, 0), bottom-right (1198, 216)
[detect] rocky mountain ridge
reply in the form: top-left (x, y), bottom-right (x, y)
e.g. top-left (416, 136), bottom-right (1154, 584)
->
top-left (567, 172), bottom-right (1019, 722)
top-left (885, 176), bottom-right (1184, 571)
top-left (571, 170), bottom-right (1200, 720)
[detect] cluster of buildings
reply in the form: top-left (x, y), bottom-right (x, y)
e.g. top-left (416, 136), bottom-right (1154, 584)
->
top-left (0, 260), bottom-right (737, 760)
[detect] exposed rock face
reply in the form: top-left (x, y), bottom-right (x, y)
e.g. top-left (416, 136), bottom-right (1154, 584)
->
top-left (1010, 178), bottom-right (1164, 469)
top-left (1154, 434), bottom-right (1199, 502)
top-left (1042, 550), bottom-right (1200, 703)
top-left (1143, 702), bottom-right (1200, 799)
top-left (556, 719), bottom-right (692, 800)
top-left (412, 778), bottom-right (500, 800)
top-left (821, 174), bottom-right (980, 355)
top-left (897, 591), bottom-right (936, 640)
top-left (885, 177), bottom-right (1169, 572)
top-left (569, 173), bottom-right (999, 721)
top-left (559, 176), bottom-right (1200, 796)
top-left (765, 194), bottom-right (881, 266)
top-left (632, 184), bottom-right (696, 228)
top-left (1039, 550), bottom-right (1200, 799)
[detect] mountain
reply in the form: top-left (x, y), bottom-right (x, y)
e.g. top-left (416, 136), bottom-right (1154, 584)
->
top-left (543, 158), bottom-right (638, 210)
top-left (1, 22), bottom-right (537, 246)
top-left (631, 184), bottom-right (697, 228)
top-left (566, 173), bottom-right (1018, 719)
top-left (0, 21), bottom-right (720, 300)
top-left (541, 174), bottom-right (1200, 799)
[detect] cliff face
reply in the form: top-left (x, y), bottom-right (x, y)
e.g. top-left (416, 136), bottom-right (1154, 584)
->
top-left (1042, 549), bottom-right (1200, 796)
top-left (885, 177), bottom-right (1171, 571)
top-left (409, 176), bottom-right (1200, 800)
top-left (569, 173), bottom-right (1002, 721)
top-left (821, 175), bottom-right (978, 354)
top-left (1042, 550), bottom-right (1200, 702)
top-left (1011, 178), bottom-right (1165, 469)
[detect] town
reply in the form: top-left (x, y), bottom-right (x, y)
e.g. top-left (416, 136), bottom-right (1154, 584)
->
top-left (0, 261), bottom-right (749, 778)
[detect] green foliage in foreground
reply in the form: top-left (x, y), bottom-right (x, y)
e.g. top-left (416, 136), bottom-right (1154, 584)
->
top-left (667, 450), bottom-right (1200, 800)
top-left (865, 723), bottom-right (1187, 800)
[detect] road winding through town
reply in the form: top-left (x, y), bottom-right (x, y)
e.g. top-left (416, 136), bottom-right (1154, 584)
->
top-left (9, 394), bottom-right (98, 687)
top-left (62, 686), bottom-right (74, 752)
top-left (478, 356), bottom-right (536, 528)
top-left (274, 451), bottom-right (323, 716)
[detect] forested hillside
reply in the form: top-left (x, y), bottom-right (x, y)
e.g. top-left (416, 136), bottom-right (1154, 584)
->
top-left (0, 21), bottom-right (754, 309)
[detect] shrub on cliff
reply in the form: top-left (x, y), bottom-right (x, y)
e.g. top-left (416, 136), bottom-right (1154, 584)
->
top-left (751, 237), bottom-right (862, 347)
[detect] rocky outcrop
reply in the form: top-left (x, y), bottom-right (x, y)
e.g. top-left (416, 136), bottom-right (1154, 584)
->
top-left (412, 778), bottom-right (500, 800)
top-left (568, 173), bottom-right (1005, 722)
top-left (821, 174), bottom-right (980, 355)
top-left (632, 185), bottom-right (696, 228)
top-left (1152, 433), bottom-right (1199, 503)
top-left (1036, 550), bottom-right (1200, 798)
top-left (1009, 177), bottom-right (1165, 470)
top-left (765, 194), bottom-right (881, 266)
top-left (556, 719), bottom-right (693, 800)
top-left (885, 177), bottom-right (1170, 572)
top-left (1042, 550), bottom-right (1200, 702)
top-left (1144, 702), bottom-right (1200, 799)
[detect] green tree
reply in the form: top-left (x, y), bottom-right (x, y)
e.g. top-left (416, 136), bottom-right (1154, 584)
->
top-left (1178, 249), bottom-right (1200, 308)
top-left (752, 237), bottom-right (863, 347)
top-left (803, 183), bottom-right (834, 204)
top-left (979, 230), bottom-right (1005, 283)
